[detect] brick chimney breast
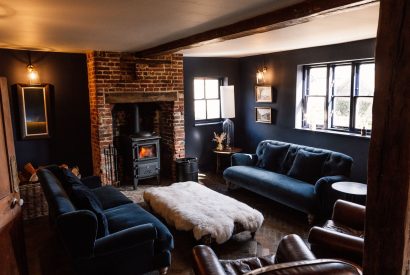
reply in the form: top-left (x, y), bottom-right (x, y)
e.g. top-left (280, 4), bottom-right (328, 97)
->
top-left (86, 51), bottom-right (185, 183)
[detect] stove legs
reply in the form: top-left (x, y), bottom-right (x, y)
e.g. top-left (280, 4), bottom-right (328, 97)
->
top-left (133, 178), bottom-right (138, 190)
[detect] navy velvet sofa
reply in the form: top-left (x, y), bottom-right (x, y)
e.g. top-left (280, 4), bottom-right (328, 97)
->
top-left (223, 140), bottom-right (353, 219)
top-left (38, 165), bottom-right (173, 275)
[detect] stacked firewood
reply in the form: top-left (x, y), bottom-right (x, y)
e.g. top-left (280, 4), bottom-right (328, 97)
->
top-left (18, 162), bottom-right (81, 184)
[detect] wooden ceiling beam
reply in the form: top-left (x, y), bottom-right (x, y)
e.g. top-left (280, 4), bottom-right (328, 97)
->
top-left (135, 0), bottom-right (378, 57)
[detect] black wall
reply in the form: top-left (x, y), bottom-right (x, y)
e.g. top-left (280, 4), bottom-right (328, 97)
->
top-left (183, 57), bottom-right (240, 171)
top-left (237, 39), bottom-right (375, 182)
top-left (184, 39), bottom-right (375, 182)
top-left (0, 49), bottom-right (92, 176)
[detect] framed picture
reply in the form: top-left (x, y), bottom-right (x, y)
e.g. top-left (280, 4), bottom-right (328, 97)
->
top-left (255, 107), bottom-right (272, 123)
top-left (16, 84), bottom-right (51, 139)
top-left (255, 85), bottom-right (272, 102)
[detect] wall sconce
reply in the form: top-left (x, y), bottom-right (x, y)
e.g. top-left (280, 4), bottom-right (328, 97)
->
top-left (27, 52), bottom-right (40, 85)
top-left (256, 66), bottom-right (267, 84)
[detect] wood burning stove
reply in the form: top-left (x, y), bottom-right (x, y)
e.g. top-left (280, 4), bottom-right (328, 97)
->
top-left (122, 135), bottom-right (161, 189)
top-left (119, 104), bottom-right (161, 189)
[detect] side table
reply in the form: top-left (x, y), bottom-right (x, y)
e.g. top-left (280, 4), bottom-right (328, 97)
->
top-left (213, 147), bottom-right (242, 173)
top-left (332, 181), bottom-right (367, 205)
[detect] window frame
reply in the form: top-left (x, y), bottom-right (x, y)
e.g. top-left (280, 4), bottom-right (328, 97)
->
top-left (302, 59), bottom-right (374, 135)
top-left (193, 77), bottom-right (223, 123)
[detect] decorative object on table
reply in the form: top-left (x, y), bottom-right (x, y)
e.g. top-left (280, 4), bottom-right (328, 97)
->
top-left (14, 83), bottom-right (51, 139)
top-left (256, 66), bottom-right (267, 84)
top-left (213, 132), bottom-right (226, 151)
top-left (255, 107), bottom-right (272, 123)
top-left (220, 85), bottom-right (235, 149)
top-left (143, 181), bottom-right (264, 244)
top-left (255, 85), bottom-right (272, 102)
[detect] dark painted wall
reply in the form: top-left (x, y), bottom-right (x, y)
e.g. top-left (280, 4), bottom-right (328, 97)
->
top-left (183, 57), bottom-right (239, 171)
top-left (237, 39), bottom-right (376, 182)
top-left (0, 49), bottom-right (92, 176)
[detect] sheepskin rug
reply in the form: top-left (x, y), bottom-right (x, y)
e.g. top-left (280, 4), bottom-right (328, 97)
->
top-left (143, 181), bottom-right (264, 244)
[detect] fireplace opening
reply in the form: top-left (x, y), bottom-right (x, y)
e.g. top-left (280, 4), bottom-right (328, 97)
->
top-left (138, 144), bottom-right (157, 159)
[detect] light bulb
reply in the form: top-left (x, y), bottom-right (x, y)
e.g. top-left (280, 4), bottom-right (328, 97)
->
top-left (27, 64), bottom-right (39, 84)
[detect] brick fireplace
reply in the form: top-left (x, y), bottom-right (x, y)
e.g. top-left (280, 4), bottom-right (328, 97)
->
top-left (86, 52), bottom-right (185, 184)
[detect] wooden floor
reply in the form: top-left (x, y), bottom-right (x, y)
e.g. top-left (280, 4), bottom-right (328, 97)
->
top-left (23, 172), bottom-right (311, 275)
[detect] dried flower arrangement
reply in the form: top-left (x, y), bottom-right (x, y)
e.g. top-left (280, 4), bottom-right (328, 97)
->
top-left (213, 132), bottom-right (226, 151)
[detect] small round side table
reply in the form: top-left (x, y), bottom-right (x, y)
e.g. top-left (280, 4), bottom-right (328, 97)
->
top-left (213, 147), bottom-right (242, 173)
top-left (332, 181), bottom-right (367, 205)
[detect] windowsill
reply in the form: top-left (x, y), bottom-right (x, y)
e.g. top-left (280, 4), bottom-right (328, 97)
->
top-left (294, 127), bottom-right (371, 139)
top-left (195, 121), bottom-right (223, 127)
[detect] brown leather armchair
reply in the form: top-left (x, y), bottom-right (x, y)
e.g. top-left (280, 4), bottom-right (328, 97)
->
top-left (193, 234), bottom-right (362, 275)
top-left (308, 199), bottom-right (365, 266)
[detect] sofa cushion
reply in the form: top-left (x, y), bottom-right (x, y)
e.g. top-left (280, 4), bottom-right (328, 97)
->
top-left (287, 149), bottom-right (329, 184)
top-left (92, 186), bottom-right (133, 210)
top-left (259, 144), bottom-right (290, 172)
top-left (61, 168), bottom-right (84, 195)
top-left (71, 184), bottom-right (109, 238)
top-left (223, 166), bottom-right (316, 213)
top-left (104, 203), bottom-right (174, 252)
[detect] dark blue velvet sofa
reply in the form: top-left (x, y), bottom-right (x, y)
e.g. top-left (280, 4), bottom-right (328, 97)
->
top-left (223, 140), bottom-right (353, 219)
top-left (38, 165), bottom-right (173, 275)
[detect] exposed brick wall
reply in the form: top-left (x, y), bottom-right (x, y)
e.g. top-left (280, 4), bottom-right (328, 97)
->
top-left (86, 52), bottom-right (185, 184)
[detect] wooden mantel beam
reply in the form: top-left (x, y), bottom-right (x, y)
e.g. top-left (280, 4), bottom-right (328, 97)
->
top-left (135, 0), bottom-right (378, 57)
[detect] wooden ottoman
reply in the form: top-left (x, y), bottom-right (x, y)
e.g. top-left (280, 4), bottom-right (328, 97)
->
top-left (143, 181), bottom-right (264, 244)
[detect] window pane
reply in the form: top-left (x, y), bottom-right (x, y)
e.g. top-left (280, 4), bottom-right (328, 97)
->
top-left (206, 99), bottom-right (220, 119)
top-left (334, 65), bottom-right (351, 95)
top-left (205, 79), bottom-right (219, 99)
top-left (355, 97), bottom-right (373, 130)
top-left (194, 100), bottom-right (206, 120)
top-left (194, 79), bottom-right (204, 99)
top-left (332, 97), bottom-right (350, 128)
top-left (358, 63), bottom-right (375, 96)
top-left (305, 97), bottom-right (325, 127)
top-left (308, 67), bottom-right (327, 95)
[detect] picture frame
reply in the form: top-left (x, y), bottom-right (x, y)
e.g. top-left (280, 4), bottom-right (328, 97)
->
top-left (16, 84), bottom-right (51, 139)
top-left (255, 85), bottom-right (272, 103)
top-left (255, 107), bottom-right (272, 124)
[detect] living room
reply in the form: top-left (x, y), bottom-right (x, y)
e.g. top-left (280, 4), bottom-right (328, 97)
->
top-left (0, 1), bottom-right (409, 275)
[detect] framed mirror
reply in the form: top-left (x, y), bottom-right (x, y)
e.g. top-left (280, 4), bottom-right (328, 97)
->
top-left (16, 84), bottom-right (51, 139)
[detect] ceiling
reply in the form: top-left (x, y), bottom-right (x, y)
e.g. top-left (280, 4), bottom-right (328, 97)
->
top-left (0, 0), bottom-right (378, 57)
top-left (182, 3), bottom-right (379, 57)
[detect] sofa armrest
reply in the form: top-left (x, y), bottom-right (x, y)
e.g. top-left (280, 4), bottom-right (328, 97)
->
top-left (231, 153), bottom-right (258, 166)
top-left (56, 210), bottom-right (98, 258)
top-left (332, 200), bottom-right (365, 230)
top-left (94, 223), bottom-right (157, 256)
top-left (193, 245), bottom-right (226, 275)
top-left (308, 226), bottom-right (364, 263)
top-left (314, 175), bottom-right (349, 195)
top-left (81, 176), bottom-right (102, 189)
top-left (314, 175), bottom-right (349, 217)
top-left (275, 234), bottom-right (316, 264)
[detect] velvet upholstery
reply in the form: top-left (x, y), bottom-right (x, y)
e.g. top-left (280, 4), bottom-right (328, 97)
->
top-left (38, 166), bottom-right (173, 275)
top-left (287, 149), bottom-right (329, 184)
top-left (104, 203), bottom-right (174, 253)
top-left (70, 183), bottom-right (109, 238)
top-left (224, 140), bottom-right (353, 216)
top-left (259, 143), bottom-right (290, 172)
top-left (92, 186), bottom-right (133, 210)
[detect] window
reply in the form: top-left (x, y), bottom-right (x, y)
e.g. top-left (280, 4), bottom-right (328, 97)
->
top-left (302, 60), bottom-right (374, 134)
top-left (194, 78), bottom-right (221, 121)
